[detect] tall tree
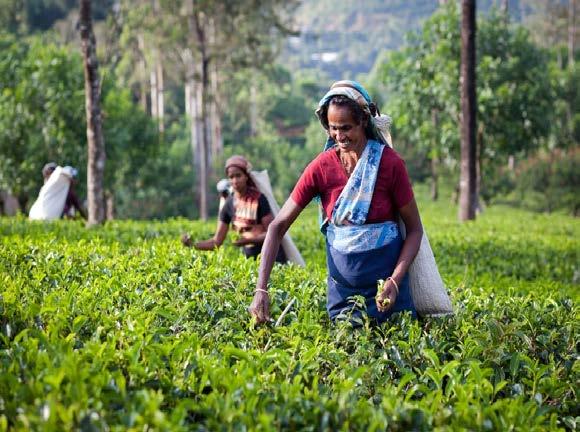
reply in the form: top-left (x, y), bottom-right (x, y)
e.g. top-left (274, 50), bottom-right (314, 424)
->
top-left (369, 3), bottom-right (461, 201)
top-left (371, 4), bottom-right (555, 205)
top-left (459, 0), bottom-right (477, 221)
top-left (500, 0), bottom-right (508, 15)
top-left (158, 0), bottom-right (298, 220)
top-left (570, 0), bottom-right (576, 69)
top-left (80, 0), bottom-right (106, 225)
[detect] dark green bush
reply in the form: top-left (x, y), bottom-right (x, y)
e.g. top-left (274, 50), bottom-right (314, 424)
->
top-left (515, 150), bottom-right (579, 216)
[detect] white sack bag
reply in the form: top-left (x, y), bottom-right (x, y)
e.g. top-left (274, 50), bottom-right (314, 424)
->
top-left (29, 166), bottom-right (73, 221)
top-left (398, 220), bottom-right (454, 316)
top-left (376, 115), bottom-right (453, 316)
top-left (250, 170), bottom-right (306, 267)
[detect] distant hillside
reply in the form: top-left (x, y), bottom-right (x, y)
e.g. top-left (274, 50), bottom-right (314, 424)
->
top-left (281, 0), bottom-right (533, 80)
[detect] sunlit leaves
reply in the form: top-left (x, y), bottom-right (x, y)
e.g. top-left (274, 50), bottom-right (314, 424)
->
top-left (0, 195), bottom-right (578, 430)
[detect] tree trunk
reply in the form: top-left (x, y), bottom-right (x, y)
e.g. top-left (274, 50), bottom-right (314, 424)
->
top-left (150, 68), bottom-right (158, 118)
top-left (157, 62), bottom-right (165, 133)
top-left (185, 80), bottom-right (191, 116)
top-left (250, 83), bottom-right (258, 137)
top-left (80, 0), bottom-right (106, 225)
top-left (196, 75), bottom-right (208, 220)
top-left (430, 157), bottom-right (439, 201)
top-left (210, 59), bottom-right (223, 159)
top-left (152, 0), bottom-right (163, 131)
top-left (194, 12), bottom-right (211, 221)
top-left (459, 0), bottom-right (477, 222)
top-left (570, 0), bottom-right (576, 69)
top-left (0, 190), bottom-right (20, 216)
top-left (210, 20), bottom-right (223, 160)
top-left (508, 155), bottom-right (515, 171)
top-left (185, 65), bottom-right (199, 213)
top-left (430, 108), bottom-right (439, 201)
top-left (137, 34), bottom-right (148, 113)
top-left (184, 44), bottom-right (206, 220)
top-left (475, 123), bottom-right (484, 212)
top-left (104, 190), bottom-right (115, 220)
top-left (204, 99), bottom-right (213, 169)
top-left (147, 63), bottom-right (164, 133)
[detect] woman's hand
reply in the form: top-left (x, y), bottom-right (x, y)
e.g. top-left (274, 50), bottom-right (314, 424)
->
top-left (248, 291), bottom-right (271, 324)
top-left (376, 278), bottom-right (399, 313)
top-left (233, 237), bottom-right (249, 247)
top-left (181, 233), bottom-right (193, 247)
top-left (234, 226), bottom-right (266, 247)
top-left (251, 198), bottom-right (303, 324)
top-left (193, 221), bottom-right (229, 251)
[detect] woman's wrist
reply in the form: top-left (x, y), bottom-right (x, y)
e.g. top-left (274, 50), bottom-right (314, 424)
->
top-left (255, 288), bottom-right (269, 295)
top-left (387, 276), bottom-right (399, 296)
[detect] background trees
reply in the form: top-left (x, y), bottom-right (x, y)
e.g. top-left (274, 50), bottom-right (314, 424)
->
top-left (0, 0), bottom-right (577, 218)
top-left (369, 2), bottom-right (573, 213)
top-left (0, 33), bottom-right (159, 217)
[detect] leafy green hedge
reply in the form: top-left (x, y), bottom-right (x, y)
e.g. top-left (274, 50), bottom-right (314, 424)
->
top-left (515, 149), bottom-right (580, 216)
top-left (0, 193), bottom-right (578, 431)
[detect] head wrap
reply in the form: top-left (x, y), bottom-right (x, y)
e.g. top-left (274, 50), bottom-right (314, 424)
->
top-left (316, 80), bottom-right (373, 116)
top-left (216, 178), bottom-right (230, 193)
top-left (61, 166), bottom-right (78, 179)
top-left (315, 80), bottom-right (392, 149)
top-left (42, 162), bottom-right (57, 178)
top-left (225, 155), bottom-right (252, 174)
top-left (224, 155), bottom-right (256, 188)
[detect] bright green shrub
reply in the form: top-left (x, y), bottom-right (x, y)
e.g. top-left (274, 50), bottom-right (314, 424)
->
top-left (0, 195), bottom-right (578, 431)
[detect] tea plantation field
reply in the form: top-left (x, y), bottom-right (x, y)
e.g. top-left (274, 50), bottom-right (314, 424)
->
top-left (1, 190), bottom-right (578, 431)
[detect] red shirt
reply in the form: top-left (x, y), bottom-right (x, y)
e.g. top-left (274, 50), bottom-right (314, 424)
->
top-left (291, 146), bottom-right (414, 223)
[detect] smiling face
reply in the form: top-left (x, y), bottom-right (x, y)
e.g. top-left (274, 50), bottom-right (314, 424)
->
top-left (226, 166), bottom-right (249, 194)
top-left (327, 104), bottom-right (367, 152)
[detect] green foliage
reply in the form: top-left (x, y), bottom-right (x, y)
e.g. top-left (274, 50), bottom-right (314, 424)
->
top-left (220, 124), bottom-right (316, 203)
top-left (0, 33), bottom-right (159, 214)
top-left (370, 2), bottom-right (461, 162)
top-left (514, 149), bottom-right (580, 215)
top-left (477, 12), bottom-right (554, 157)
top-left (0, 189), bottom-right (578, 430)
top-left (0, 34), bottom-right (86, 206)
top-left (101, 85), bottom-right (161, 218)
top-left (0, 0), bottom-right (113, 34)
top-left (546, 63), bottom-right (580, 151)
top-left (218, 67), bottom-right (321, 203)
top-left (369, 4), bottom-right (558, 202)
top-left (122, 119), bottom-right (197, 220)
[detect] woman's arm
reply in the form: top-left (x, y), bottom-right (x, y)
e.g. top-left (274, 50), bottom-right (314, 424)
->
top-left (194, 221), bottom-right (229, 250)
top-left (377, 198), bottom-right (423, 312)
top-left (67, 186), bottom-right (88, 219)
top-left (392, 198), bottom-right (423, 282)
top-left (233, 213), bottom-right (273, 247)
top-left (248, 198), bottom-right (303, 323)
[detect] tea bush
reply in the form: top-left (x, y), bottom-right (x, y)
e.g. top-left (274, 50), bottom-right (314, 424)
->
top-left (514, 149), bottom-right (580, 216)
top-left (0, 189), bottom-right (578, 431)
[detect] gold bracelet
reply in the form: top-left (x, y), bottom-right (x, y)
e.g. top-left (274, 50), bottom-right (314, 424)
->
top-left (255, 288), bottom-right (269, 294)
top-left (387, 277), bottom-right (399, 296)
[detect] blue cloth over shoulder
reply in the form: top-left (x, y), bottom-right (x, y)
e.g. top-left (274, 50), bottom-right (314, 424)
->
top-left (323, 140), bottom-right (416, 323)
